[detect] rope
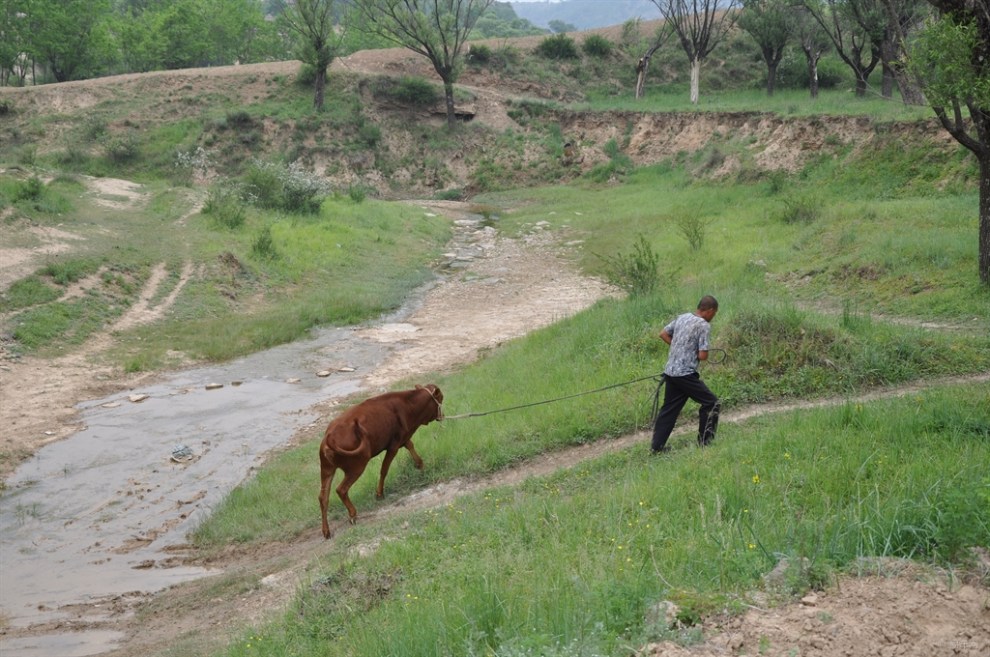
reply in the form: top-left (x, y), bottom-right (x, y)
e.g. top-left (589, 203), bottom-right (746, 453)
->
top-left (442, 349), bottom-right (727, 422)
top-left (443, 373), bottom-right (665, 421)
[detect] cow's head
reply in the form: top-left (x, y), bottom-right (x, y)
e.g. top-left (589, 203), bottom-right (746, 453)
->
top-left (417, 383), bottom-right (444, 422)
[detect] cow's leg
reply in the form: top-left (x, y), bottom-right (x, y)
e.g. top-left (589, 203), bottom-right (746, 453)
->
top-left (376, 448), bottom-right (399, 499)
top-left (404, 439), bottom-right (424, 470)
top-left (318, 451), bottom-right (337, 539)
top-left (336, 462), bottom-right (368, 524)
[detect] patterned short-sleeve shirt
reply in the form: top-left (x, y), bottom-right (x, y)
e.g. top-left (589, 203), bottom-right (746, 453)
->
top-left (663, 312), bottom-right (711, 377)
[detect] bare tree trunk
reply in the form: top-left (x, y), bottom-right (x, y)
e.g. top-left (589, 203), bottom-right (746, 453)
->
top-left (314, 69), bottom-right (326, 110)
top-left (635, 41), bottom-right (663, 99)
top-left (690, 57), bottom-right (701, 105)
top-left (444, 79), bottom-right (456, 129)
top-left (881, 60), bottom-right (894, 98)
top-left (981, 157), bottom-right (990, 285)
top-left (767, 61), bottom-right (779, 97)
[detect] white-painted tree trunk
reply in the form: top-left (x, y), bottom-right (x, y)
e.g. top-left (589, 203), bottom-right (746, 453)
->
top-left (690, 57), bottom-right (701, 105)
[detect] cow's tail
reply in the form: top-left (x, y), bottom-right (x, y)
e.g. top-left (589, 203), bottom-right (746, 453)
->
top-left (325, 419), bottom-right (368, 457)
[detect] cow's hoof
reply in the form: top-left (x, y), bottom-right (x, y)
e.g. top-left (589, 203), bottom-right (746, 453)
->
top-left (348, 517), bottom-right (357, 525)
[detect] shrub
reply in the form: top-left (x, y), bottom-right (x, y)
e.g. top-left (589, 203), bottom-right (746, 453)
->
top-left (104, 133), bottom-right (140, 164)
top-left (357, 122), bottom-right (382, 148)
top-left (777, 193), bottom-right (822, 224)
top-left (348, 185), bottom-right (367, 203)
top-left (252, 225), bottom-right (278, 260)
top-left (467, 44), bottom-right (493, 65)
top-left (597, 234), bottom-right (664, 296)
top-left (225, 110), bottom-right (255, 128)
top-left (535, 34), bottom-right (580, 60)
top-left (15, 177), bottom-right (44, 202)
top-left (203, 184), bottom-right (247, 229)
top-left (241, 160), bottom-right (330, 215)
top-left (390, 77), bottom-right (441, 106)
top-left (675, 211), bottom-right (711, 251)
top-left (583, 35), bottom-right (614, 58)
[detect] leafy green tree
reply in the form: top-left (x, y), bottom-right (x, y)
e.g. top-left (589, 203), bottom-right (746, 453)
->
top-left (910, 1), bottom-right (990, 285)
top-left (649, 0), bottom-right (740, 104)
top-left (353, 0), bottom-right (496, 129)
top-left (24, 0), bottom-right (116, 82)
top-left (548, 19), bottom-right (577, 33)
top-left (274, 0), bottom-right (345, 110)
top-left (0, 0), bottom-right (29, 85)
top-left (471, 2), bottom-right (546, 37)
top-left (738, 0), bottom-right (791, 96)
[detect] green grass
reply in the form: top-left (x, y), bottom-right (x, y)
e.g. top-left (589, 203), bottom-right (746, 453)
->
top-left (579, 87), bottom-right (939, 122)
top-left (191, 288), bottom-right (990, 548)
top-left (1, 178), bottom-right (450, 363)
top-left (212, 383), bottom-right (990, 657)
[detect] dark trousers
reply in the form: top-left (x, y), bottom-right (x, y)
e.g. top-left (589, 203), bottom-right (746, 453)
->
top-left (651, 373), bottom-right (720, 452)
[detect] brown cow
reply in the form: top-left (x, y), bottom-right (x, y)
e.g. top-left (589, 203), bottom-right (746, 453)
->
top-left (318, 384), bottom-right (444, 539)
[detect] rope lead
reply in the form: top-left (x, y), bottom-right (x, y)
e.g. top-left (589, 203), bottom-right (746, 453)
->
top-left (443, 373), bottom-right (665, 421)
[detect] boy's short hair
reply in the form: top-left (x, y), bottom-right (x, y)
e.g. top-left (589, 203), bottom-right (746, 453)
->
top-left (697, 295), bottom-right (719, 311)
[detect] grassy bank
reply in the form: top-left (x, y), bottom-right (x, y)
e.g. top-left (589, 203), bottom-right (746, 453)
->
top-left (210, 382), bottom-right (989, 657)
top-left (0, 174), bottom-right (450, 367)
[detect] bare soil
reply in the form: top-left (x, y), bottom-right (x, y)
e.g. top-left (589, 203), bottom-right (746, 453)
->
top-left (1, 48), bottom-right (988, 657)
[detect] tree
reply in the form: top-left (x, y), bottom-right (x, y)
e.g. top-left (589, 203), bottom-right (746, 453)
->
top-left (649, 0), bottom-right (740, 104)
top-left (275, 0), bottom-right (344, 111)
top-left (737, 0), bottom-right (791, 96)
top-left (792, 4), bottom-right (832, 97)
top-left (548, 19), bottom-right (577, 33)
top-left (635, 21), bottom-right (675, 99)
top-left (801, 0), bottom-right (880, 97)
top-left (354, 0), bottom-right (496, 128)
top-left (910, 1), bottom-right (990, 284)
top-left (24, 0), bottom-right (116, 82)
top-left (876, 0), bottom-right (930, 104)
top-left (0, 0), bottom-right (29, 86)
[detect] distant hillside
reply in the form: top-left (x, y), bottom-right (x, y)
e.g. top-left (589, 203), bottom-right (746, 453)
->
top-left (510, 0), bottom-right (659, 30)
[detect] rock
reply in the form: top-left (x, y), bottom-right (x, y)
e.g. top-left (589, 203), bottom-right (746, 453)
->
top-left (205, 382), bottom-right (223, 390)
top-left (128, 394), bottom-right (149, 403)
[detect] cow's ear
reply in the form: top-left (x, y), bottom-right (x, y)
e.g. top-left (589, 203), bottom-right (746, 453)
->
top-left (415, 384), bottom-right (423, 390)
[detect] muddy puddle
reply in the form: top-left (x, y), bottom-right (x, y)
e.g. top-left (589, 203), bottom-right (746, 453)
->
top-left (0, 211), bottom-right (489, 657)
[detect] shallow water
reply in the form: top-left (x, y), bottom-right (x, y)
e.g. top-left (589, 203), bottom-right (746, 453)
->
top-left (0, 212), bottom-right (486, 656)
top-left (0, 313), bottom-right (428, 655)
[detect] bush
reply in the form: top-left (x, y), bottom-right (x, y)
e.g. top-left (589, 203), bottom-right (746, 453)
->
top-left (357, 122), bottom-right (382, 148)
top-left (103, 133), bottom-right (140, 164)
top-left (203, 184), bottom-right (247, 229)
top-left (241, 160), bottom-right (330, 215)
top-left (389, 77), bottom-right (441, 107)
top-left (467, 44), bottom-right (493, 65)
top-left (583, 35), bottom-right (614, 58)
top-left (776, 193), bottom-right (822, 224)
top-left (14, 177), bottom-right (44, 202)
top-left (597, 234), bottom-right (664, 296)
top-left (252, 225), bottom-right (278, 260)
top-left (535, 34), bottom-right (580, 60)
top-left (675, 211), bottom-right (711, 251)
